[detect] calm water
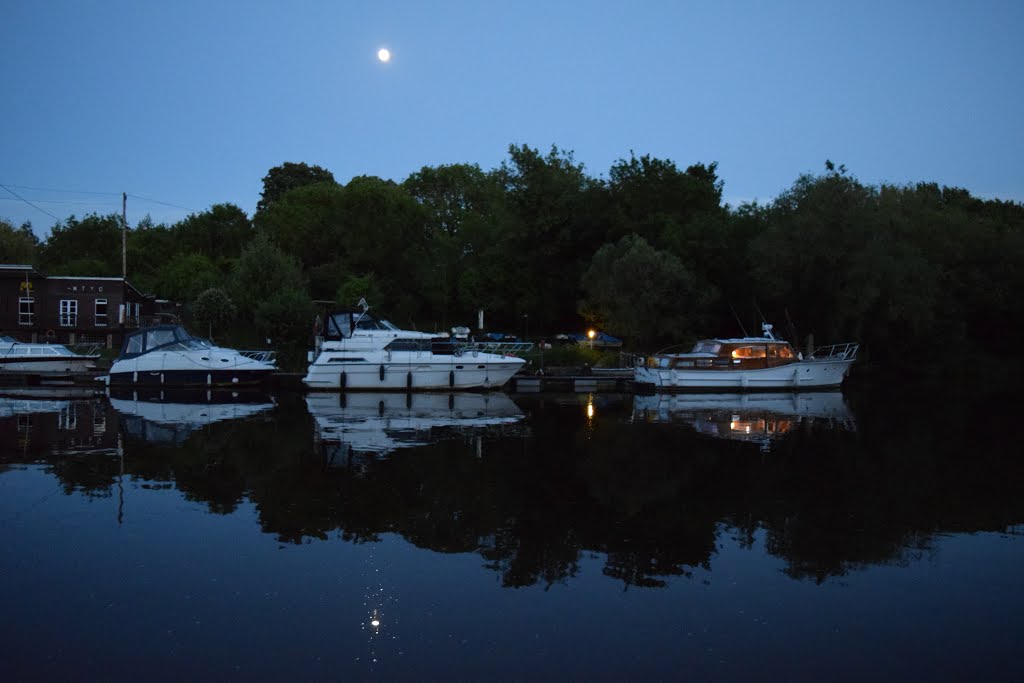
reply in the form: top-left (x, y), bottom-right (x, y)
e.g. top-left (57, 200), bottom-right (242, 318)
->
top-left (1, 384), bottom-right (1021, 681)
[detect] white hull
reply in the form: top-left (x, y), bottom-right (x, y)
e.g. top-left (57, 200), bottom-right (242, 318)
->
top-left (0, 358), bottom-right (96, 374)
top-left (107, 349), bottom-right (275, 386)
top-left (303, 352), bottom-right (523, 391)
top-left (635, 358), bottom-right (854, 391)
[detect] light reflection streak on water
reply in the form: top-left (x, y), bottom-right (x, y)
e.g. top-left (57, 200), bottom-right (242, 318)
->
top-left (360, 539), bottom-right (399, 670)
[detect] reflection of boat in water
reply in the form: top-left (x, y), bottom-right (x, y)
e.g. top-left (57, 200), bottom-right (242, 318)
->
top-left (303, 300), bottom-right (526, 391)
top-left (104, 325), bottom-right (276, 387)
top-left (0, 335), bottom-right (99, 374)
top-left (307, 391), bottom-right (525, 457)
top-left (108, 387), bottom-right (276, 444)
top-left (635, 323), bottom-right (858, 391)
top-left (0, 396), bottom-right (71, 417)
top-left (633, 391), bottom-right (855, 448)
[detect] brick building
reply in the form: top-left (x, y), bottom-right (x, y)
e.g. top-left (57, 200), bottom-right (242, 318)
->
top-left (0, 264), bottom-right (175, 348)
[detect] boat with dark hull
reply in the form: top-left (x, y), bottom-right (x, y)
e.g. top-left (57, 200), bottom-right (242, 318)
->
top-left (103, 325), bottom-right (276, 388)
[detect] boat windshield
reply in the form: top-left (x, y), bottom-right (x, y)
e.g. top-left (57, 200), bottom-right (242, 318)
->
top-left (691, 341), bottom-right (722, 354)
top-left (124, 326), bottom-right (200, 355)
top-left (354, 313), bottom-right (399, 331)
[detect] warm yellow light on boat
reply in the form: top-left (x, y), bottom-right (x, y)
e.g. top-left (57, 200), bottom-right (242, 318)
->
top-left (587, 400), bottom-right (595, 419)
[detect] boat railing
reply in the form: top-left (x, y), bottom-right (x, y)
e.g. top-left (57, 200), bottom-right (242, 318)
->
top-left (238, 349), bottom-right (277, 365)
top-left (809, 342), bottom-right (859, 362)
top-left (466, 341), bottom-right (535, 356)
top-left (68, 342), bottom-right (102, 357)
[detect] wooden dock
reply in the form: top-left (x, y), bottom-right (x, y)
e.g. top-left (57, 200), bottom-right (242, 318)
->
top-left (1, 370), bottom-right (639, 394)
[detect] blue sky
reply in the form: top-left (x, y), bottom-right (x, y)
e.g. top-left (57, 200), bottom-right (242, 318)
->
top-left (2, 0), bottom-right (1021, 237)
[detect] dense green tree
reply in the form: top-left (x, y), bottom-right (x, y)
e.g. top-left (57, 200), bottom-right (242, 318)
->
top-left (126, 218), bottom-right (175, 294)
top-left (403, 163), bottom-right (507, 326)
top-left (173, 203), bottom-right (254, 271)
top-left (254, 181), bottom-right (347, 288)
top-left (0, 219), bottom-right (40, 263)
top-left (335, 274), bottom-right (384, 311)
top-left (606, 153), bottom-right (724, 249)
top-left (229, 232), bottom-right (307, 315)
top-left (489, 144), bottom-right (602, 331)
top-left (156, 253), bottom-right (221, 304)
top-left (580, 234), bottom-right (718, 347)
top-left (256, 162), bottom-right (337, 215)
top-left (39, 213), bottom-right (123, 275)
top-left (192, 287), bottom-right (237, 340)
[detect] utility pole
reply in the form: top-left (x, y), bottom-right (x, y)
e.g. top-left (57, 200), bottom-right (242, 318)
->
top-left (121, 192), bottom-right (128, 336)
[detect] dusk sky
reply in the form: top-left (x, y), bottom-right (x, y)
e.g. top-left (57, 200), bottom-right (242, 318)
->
top-left (2, 0), bottom-right (1021, 237)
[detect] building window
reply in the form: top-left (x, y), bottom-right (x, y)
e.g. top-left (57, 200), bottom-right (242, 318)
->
top-left (95, 299), bottom-right (108, 327)
top-left (19, 297), bottom-right (34, 325)
top-left (60, 299), bottom-right (78, 327)
top-left (133, 303), bottom-right (141, 325)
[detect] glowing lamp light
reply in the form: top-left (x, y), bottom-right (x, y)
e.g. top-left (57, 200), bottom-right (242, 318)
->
top-left (587, 329), bottom-right (596, 340)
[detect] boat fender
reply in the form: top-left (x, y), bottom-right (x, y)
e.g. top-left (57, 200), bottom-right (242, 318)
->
top-left (340, 371), bottom-right (347, 389)
top-left (378, 400), bottom-right (385, 417)
top-left (406, 371), bottom-right (412, 389)
top-left (406, 392), bottom-right (412, 409)
top-left (133, 371), bottom-right (138, 384)
top-left (449, 370), bottom-right (455, 388)
top-left (379, 364), bottom-right (386, 381)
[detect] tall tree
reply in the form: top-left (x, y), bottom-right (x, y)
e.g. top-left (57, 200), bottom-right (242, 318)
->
top-left (256, 162), bottom-right (337, 215)
top-left (0, 219), bottom-right (40, 263)
top-left (39, 213), bottom-right (123, 275)
top-left (491, 144), bottom-right (601, 331)
top-left (580, 234), bottom-right (718, 348)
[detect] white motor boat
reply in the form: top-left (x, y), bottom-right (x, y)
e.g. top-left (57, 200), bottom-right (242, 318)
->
top-left (104, 325), bottom-right (276, 387)
top-left (0, 335), bottom-right (99, 374)
top-left (303, 301), bottom-right (526, 391)
top-left (634, 323), bottom-right (858, 391)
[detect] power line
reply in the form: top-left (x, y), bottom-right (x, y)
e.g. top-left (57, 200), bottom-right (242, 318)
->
top-left (126, 193), bottom-right (197, 213)
top-left (0, 183), bottom-right (122, 196)
top-left (0, 183), bottom-right (61, 221)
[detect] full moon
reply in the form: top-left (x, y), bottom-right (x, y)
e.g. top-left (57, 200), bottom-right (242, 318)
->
top-left (377, 48), bottom-right (391, 63)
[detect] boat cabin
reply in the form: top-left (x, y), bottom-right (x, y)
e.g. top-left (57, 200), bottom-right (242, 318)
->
top-left (648, 338), bottom-right (799, 371)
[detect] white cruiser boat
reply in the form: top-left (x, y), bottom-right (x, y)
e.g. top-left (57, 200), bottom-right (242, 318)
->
top-left (104, 325), bottom-right (276, 387)
top-left (635, 324), bottom-right (857, 391)
top-left (0, 335), bottom-right (99, 374)
top-left (303, 301), bottom-right (526, 391)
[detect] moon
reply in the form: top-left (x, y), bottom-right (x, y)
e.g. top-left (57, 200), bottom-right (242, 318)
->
top-left (377, 48), bottom-right (391, 63)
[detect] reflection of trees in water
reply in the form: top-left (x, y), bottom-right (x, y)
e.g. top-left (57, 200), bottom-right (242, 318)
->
top-left (22, 387), bottom-right (1024, 590)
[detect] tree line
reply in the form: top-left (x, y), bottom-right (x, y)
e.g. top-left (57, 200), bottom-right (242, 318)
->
top-left (2, 147), bottom-right (1021, 372)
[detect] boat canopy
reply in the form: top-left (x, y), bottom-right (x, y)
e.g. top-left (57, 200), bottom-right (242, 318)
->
top-left (119, 325), bottom-right (209, 359)
top-left (324, 310), bottom-right (399, 340)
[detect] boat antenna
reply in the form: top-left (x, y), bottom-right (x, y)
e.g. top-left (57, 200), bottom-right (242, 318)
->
top-left (729, 303), bottom-right (749, 337)
top-left (354, 297), bottom-right (370, 327)
top-left (784, 308), bottom-right (800, 344)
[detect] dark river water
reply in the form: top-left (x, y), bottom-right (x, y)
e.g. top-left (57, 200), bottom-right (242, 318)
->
top-left (1, 384), bottom-right (1021, 681)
